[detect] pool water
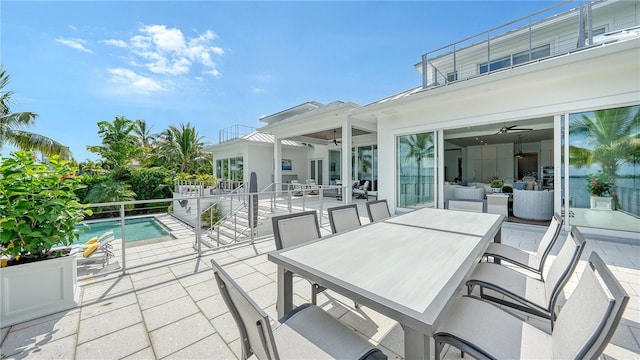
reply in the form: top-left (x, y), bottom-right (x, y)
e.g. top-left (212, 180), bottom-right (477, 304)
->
top-left (75, 217), bottom-right (171, 244)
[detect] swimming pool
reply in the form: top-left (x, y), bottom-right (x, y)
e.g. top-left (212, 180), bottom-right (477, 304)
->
top-left (75, 217), bottom-right (172, 245)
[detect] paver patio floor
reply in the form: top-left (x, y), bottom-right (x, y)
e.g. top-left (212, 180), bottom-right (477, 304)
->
top-left (1, 214), bottom-right (639, 359)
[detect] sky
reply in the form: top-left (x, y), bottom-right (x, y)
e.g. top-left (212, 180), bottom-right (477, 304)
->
top-left (1, 1), bottom-right (568, 162)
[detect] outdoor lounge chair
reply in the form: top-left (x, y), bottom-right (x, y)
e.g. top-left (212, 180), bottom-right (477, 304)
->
top-left (466, 226), bottom-right (586, 324)
top-left (483, 212), bottom-right (563, 278)
top-left (328, 204), bottom-right (362, 234)
top-left (353, 180), bottom-right (370, 199)
top-left (434, 252), bottom-right (628, 360)
top-left (289, 180), bottom-right (303, 196)
top-left (70, 234), bottom-right (117, 266)
top-left (366, 199), bottom-right (391, 222)
top-left (306, 179), bottom-right (320, 195)
top-left (271, 211), bottom-right (325, 305)
top-left (211, 259), bottom-right (386, 360)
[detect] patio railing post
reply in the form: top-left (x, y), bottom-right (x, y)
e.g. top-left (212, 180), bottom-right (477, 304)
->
top-left (249, 191), bottom-right (255, 244)
top-left (196, 197), bottom-right (202, 257)
top-left (288, 189), bottom-right (292, 213)
top-left (120, 204), bottom-right (127, 276)
top-left (319, 187), bottom-right (324, 225)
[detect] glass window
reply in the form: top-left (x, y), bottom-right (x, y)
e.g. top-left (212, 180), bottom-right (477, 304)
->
top-left (329, 150), bottom-right (341, 181)
top-left (566, 105), bottom-right (639, 232)
top-left (479, 56), bottom-right (511, 74)
top-left (513, 44), bottom-right (551, 65)
top-left (397, 132), bottom-right (435, 208)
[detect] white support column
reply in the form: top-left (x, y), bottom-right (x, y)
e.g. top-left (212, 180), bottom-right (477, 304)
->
top-left (342, 122), bottom-right (353, 203)
top-left (274, 137), bottom-right (283, 195)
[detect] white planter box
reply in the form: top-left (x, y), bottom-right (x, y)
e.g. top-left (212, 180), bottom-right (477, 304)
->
top-left (0, 255), bottom-right (78, 327)
top-left (590, 196), bottom-right (613, 210)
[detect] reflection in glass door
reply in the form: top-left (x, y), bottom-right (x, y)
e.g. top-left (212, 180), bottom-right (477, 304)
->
top-left (310, 159), bottom-right (323, 185)
top-left (565, 105), bottom-right (640, 233)
top-left (397, 132), bottom-right (435, 208)
top-left (329, 150), bottom-right (341, 182)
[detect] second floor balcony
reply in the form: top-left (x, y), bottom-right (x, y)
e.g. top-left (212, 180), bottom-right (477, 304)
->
top-left (418, 0), bottom-right (639, 89)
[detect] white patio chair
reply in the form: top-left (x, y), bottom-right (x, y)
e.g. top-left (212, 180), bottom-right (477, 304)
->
top-left (306, 179), bottom-right (320, 195)
top-left (211, 259), bottom-right (387, 360)
top-left (466, 226), bottom-right (586, 324)
top-left (327, 204), bottom-right (361, 234)
top-left (290, 180), bottom-right (303, 196)
top-left (353, 180), bottom-right (370, 199)
top-left (366, 199), bottom-right (391, 222)
top-left (434, 252), bottom-right (628, 360)
top-left (272, 211), bottom-right (325, 305)
top-left (483, 212), bottom-right (563, 278)
top-left (70, 234), bottom-right (117, 267)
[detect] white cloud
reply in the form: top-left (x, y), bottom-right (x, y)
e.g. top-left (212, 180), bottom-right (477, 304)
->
top-left (254, 73), bottom-right (272, 82)
top-left (68, 25), bottom-right (78, 31)
top-left (103, 39), bottom-right (128, 48)
top-left (252, 87), bottom-right (265, 94)
top-left (105, 24), bottom-right (223, 77)
top-left (106, 67), bottom-right (165, 95)
top-left (55, 37), bottom-right (93, 53)
top-left (204, 69), bottom-right (221, 78)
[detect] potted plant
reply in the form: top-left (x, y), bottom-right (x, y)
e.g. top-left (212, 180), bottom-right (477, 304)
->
top-left (587, 171), bottom-right (614, 210)
top-left (0, 151), bottom-right (92, 326)
top-left (490, 178), bottom-right (504, 193)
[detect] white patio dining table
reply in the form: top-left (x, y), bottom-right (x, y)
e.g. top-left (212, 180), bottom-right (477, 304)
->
top-left (268, 208), bottom-right (504, 360)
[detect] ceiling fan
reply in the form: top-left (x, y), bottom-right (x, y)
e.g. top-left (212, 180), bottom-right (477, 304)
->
top-left (495, 123), bottom-right (533, 135)
top-left (331, 129), bottom-right (341, 146)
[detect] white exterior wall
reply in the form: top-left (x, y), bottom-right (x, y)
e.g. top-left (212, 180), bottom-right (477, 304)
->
top-left (212, 141), bottom-right (312, 191)
top-left (247, 145), bottom-right (276, 191)
top-left (367, 40), bottom-right (639, 214)
top-left (282, 147), bottom-right (311, 184)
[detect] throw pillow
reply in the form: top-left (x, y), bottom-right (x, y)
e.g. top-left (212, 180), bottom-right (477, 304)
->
top-left (513, 182), bottom-right (527, 190)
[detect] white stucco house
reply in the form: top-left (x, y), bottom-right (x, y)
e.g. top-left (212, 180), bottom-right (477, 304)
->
top-left (206, 0), bottom-right (639, 238)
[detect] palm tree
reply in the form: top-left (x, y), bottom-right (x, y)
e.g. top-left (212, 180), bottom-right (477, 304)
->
top-left (569, 106), bottom-right (640, 176)
top-left (84, 179), bottom-right (136, 203)
top-left (400, 133), bottom-right (434, 203)
top-left (87, 116), bottom-right (141, 169)
top-left (133, 119), bottom-right (157, 148)
top-left (0, 66), bottom-right (71, 158)
top-left (569, 106), bottom-right (640, 206)
top-left (155, 122), bottom-right (208, 173)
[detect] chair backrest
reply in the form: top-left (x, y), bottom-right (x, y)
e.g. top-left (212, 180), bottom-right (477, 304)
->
top-left (327, 204), bottom-right (361, 234)
top-left (551, 252), bottom-right (629, 359)
top-left (366, 199), bottom-right (391, 222)
top-left (212, 259), bottom-right (279, 360)
top-left (98, 230), bottom-right (115, 242)
top-left (447, 199), bottom-right (484, 213)
top-left (533, 212), bottom-right (563, 272)
top-left (360, 181), bottom-right (370, 190)
top-left (272, 211), bottom-right (321, 250)
top-left (544, 226), bottom-right (587, 323)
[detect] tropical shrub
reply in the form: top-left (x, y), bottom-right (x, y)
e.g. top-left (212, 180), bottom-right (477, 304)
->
top-left (0, 151), bottom-right (92, 263)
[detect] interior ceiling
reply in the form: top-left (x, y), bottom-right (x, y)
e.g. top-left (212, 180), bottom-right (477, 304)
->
top-left (299, 128), bottom-right (371, 143)
top-left (444, 117), bottom-right (554, 148)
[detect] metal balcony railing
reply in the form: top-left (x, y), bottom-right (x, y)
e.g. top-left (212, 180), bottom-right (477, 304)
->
top-left (218, 124), bottom-right (256, 143)
top-left (419, 0), bottom-right (610, 89)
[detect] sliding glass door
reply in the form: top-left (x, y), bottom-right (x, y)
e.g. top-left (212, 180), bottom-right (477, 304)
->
top-left (565, 104), bottom-right (639, 232)
top-left (397, 132), bottom-right (436, 208)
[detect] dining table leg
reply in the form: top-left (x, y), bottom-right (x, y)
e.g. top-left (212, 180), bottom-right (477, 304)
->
top-left (402, 325), bottom-right (430, 360)
top-left (276, 266), bottom-right (294, 318)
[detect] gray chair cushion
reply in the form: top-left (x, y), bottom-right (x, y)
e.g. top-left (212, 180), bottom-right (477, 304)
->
top-left (435, 296), bottom-right (552, 359)
top-left (274, 305), bottom-right (381, 359)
